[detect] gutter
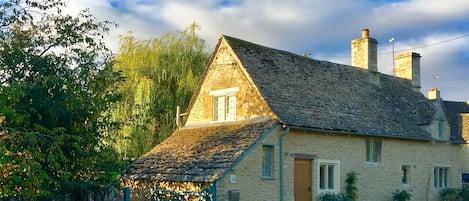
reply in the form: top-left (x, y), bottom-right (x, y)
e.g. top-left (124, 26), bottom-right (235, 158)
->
top-left (279, 123), bottom-right (289, 201)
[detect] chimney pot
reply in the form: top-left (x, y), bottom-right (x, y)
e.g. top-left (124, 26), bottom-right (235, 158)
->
top-left (362, 29), bottom-right (370, 38)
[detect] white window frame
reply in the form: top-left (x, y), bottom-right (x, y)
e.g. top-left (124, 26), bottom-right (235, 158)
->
top-left (366, 138), bottom-right (381, 163)
top-left (318, 159), bottom-right (340, 194)
top-left (210, 87), bottom-right (239, 122)
top-left (433, 166), bottom-right (450, 189)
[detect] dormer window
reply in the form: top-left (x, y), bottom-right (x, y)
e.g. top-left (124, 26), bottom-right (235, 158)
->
top-left (210, 87), bottom-right (239, 122)
top-left (435, 120), bottom-right (444, 139)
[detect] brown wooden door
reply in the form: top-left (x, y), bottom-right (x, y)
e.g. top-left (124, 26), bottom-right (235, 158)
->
top-left (294, 159), bottom-right (313, 201)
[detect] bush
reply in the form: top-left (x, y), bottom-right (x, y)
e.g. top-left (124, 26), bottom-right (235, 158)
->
top-left (439, 188), bottom-right (460, 201)
top-left (461, 185), bottom-right (469, 200)
top-left (392, 189), bottom-right (412, 201)
top-left (345, 171), bottom-right (358, 201)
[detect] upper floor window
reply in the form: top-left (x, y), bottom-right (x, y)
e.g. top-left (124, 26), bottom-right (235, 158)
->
top-left (435, 120), bottom-right (444, 139)
top-left (209, 87), bottom-right (239, 122)
top-left (262, 145), bottom-right (274, 178)
top-left (318, 160), bottom-right (340, 193)
top-left (434, 166), bottom-right (449, 189)
top-left (366, 139), bottom-right (381, 163)
top-left (402, 165), bottom-right (410, 185)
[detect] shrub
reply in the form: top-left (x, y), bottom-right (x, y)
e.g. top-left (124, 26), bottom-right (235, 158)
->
top-left (345, 171), bottom-right (358, 201)
top-left (461, 185), bottom-right (469, 200)
top-left (439, 188), bottom-right (460, 201)
top-left (392, 189), bottom-right (412, 201)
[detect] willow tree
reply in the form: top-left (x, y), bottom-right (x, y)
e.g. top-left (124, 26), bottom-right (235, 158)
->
top-left (112, 23), bottom-right (209, 159)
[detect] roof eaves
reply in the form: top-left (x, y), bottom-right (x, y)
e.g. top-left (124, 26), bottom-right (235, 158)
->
top-left (288, 125), bottom-right (434, 142)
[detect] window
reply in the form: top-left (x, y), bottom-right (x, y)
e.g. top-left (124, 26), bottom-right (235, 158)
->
top-left (319, 160), bottom-right (340, 193)
top-left (434, 167), bottom-right (449, 189)
top-left (262, 145), bottom-right (274, 177)
top-left (209, 88), bottom-right (238, 122)
top-left (366, 139), bottom-right (381, 163)
top-left (435, 120), bottom-right (444, 139)
top-left (402, 165), bottom-right (410, 184)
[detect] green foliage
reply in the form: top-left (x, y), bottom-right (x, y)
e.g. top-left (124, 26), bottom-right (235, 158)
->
top-left (392, 189), bottom-right (412, 201)
top-left (461, 185), bottom-right (469, 200)
top-left (439, 188), bottom-right (461, 201)
top-left (110, 22), bottom-right (209, 159)
top-left (345, 171), bottom-right (358, 201)
top-left (320, 193), bottom-right (352, 201)
top-left (0, 0), bottom-right (124, 199)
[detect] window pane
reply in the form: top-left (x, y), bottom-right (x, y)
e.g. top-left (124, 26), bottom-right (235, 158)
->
top-left (262, 146), bottom-right (273, 176)
top-left (320, 165), bottom-right (325, 189)
top-left (366, 139), bottom-right (371, 161)
top-left (443, 168), bottom-right (448, 187)
top-left (434, 168), bottom-right (438, 187)
top-left (328, 165), bottom-right (334, 189)
top-left (226, 95), bottom-right (236, 120)
top-left (374, 141), bottom-right (381, 162)
top-left (402, 166), bottom-right (409, 184)
top-left (366, 139), bottom-right (381, 162)
top-left (438, 168), bottom-right (443, 188)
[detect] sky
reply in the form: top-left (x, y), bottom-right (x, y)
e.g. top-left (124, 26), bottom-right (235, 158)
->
top-left (63, 0), bottom-right (469, 101)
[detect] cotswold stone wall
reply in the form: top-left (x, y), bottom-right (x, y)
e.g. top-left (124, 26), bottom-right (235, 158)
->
top-left (185, 39), bottom-right (276, 126)
top-left (216, 126), bottom-right (283, 201)
top-left (215, 128), bottom-right (461, 201)
top-left (461, 114), bottom-right (469, 174)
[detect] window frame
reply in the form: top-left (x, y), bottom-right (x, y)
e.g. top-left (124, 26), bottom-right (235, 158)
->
top-left (435, 120), bottom-right (444, 139)
top-left (433, 166), bottom-right (450, 189)
top-left (261, 145), bottom-right (275, 178)
top-left (318, 159), bottom-right (340, 194)
top-left (365, 138), bottom-right (382, 163)
top-left (209, 87), bottom-right (239, 122)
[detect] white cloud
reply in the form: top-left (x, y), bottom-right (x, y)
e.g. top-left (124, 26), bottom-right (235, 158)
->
top-left (62, 0), bottom-right (469, 101)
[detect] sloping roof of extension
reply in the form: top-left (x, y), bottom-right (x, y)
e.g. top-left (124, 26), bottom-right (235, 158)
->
top-left (122, 119), bottom-right (277, 182)
top-left (443, 101), bottom-right (469, 142)
top-left (223, 35), bottom-right (435, 140)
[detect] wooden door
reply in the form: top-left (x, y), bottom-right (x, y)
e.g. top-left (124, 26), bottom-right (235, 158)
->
top-left (294, 159), bottom-right (313, 201)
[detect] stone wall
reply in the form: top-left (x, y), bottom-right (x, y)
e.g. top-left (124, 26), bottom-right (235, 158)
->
top-left (215, 128), bottom-right (462, 201)
top-left (461, 113), bottom-right (469, 173)
top-left (185, 39), bottom-right (277, 126)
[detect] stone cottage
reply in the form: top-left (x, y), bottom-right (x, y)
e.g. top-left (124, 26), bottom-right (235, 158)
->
top-left (121, 30), bottom-right (468, 201)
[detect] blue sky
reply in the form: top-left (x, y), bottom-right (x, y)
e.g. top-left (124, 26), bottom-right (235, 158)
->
top-left (64, 0), bottom-right (469, 101)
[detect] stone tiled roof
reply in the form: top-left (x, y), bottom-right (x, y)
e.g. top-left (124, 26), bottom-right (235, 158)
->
top-left (443, 101), bottom-right (469, 142)
top-left (122, 119), bottom-right (277, 182)
top-left (223, 35), bottom-right (435, 140)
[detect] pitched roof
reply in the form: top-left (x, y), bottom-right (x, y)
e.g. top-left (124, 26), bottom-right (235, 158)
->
top-left (443, 101), bottom-right (469, 142)
top-left (122, 119), bottom-right (277, 182)
top-left (223, 35), bottom-right (435, 140)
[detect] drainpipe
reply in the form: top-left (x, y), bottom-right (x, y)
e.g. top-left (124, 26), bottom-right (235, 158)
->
top-left (279, 123), bottom-right (289, 201)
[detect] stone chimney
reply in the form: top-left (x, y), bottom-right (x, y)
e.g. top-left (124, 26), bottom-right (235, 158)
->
top-left (462, 113), bottom-right (469, 141)
top-left (428, 88), bottom-right (440, 100)
top-left (351, 29), bottom-right (378, 72)
top-left (394, 52), bottom-right (421, 92)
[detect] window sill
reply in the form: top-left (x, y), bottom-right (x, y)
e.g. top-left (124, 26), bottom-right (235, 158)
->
top-left (260, 176), bottom-right (276, 180)
top-left (365, 162), bottom-right (382, 167)
top-left (401, 183), bottom-right (410, 188)
top-left (319, 190), bottom-right (339, 194)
